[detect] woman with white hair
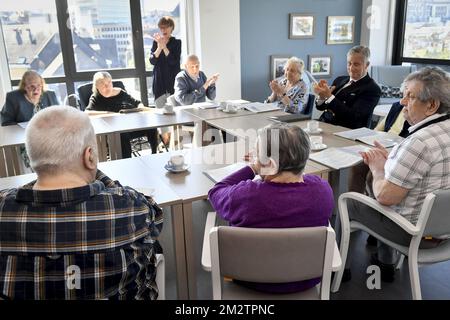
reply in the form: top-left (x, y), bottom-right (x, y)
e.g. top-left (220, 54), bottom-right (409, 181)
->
top-left (208, 122), bottom-right (334, 294)
top-left (86, 71), bottom-right (158, 158)
top-left (265, 57), bottom-right (309, 114)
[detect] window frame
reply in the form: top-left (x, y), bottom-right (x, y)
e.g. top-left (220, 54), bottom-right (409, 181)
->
top-left (393, 0), bottom-right (450, 66)
top-left (4, 0), bottom-right (184, 106)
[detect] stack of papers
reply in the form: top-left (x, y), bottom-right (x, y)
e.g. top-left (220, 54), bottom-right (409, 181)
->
top-left (309, 145), bottom-right (370, 170)
top-left (194, 102), bottom-right (219, 109)
top-left (241, 102), bottom-right (280, 113)
top-left (203, 162), bottom-right (248, 183)
top-left (334, 127), bottom-right (403, 148)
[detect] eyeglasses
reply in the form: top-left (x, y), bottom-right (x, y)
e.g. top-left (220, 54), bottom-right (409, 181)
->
top-left (26, 84), bottom-right (42, 91)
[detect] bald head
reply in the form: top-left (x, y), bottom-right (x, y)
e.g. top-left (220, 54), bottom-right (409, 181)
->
top-left (25, 106), bottom-right (98, 175)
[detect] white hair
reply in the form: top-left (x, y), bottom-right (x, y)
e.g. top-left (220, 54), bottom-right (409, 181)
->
top-left (284, 56), bottom-right (305, 76)
top-left (92, 71), bottom-right (112, 94)
top-left (25, 105), bottom-right (98, 174)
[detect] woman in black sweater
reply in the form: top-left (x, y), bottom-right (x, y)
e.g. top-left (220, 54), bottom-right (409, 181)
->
top-left (86, 71), bottom-right (158, 158)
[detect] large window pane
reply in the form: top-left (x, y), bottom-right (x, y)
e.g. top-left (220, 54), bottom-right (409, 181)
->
top-left (0, 0), bottom-right (64, 80)
top-left (402, 0), bottom-right (450, 60)
top-left (68, 0), bottom-right (135, 71)
top-left (141, 0), bottom-right (186, 71)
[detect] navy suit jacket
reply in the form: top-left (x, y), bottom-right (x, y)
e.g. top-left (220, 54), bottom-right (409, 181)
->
top-left (317, 74), bottom-right (381, 129)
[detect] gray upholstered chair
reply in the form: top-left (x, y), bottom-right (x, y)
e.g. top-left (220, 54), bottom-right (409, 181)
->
top-left (201, 212), bottom-right (341, 300)
top-left (370, 65), bottom-right (417, 105)
top-left (331, 190), bottom-right (450, 300)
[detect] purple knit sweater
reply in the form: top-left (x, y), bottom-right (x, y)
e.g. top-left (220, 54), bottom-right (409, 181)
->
top-left (208, 165), bottom-right (334, 294)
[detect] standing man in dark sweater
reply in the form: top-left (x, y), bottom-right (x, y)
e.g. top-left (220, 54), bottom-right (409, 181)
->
top-left (314, 45), bottom-right (381, 129)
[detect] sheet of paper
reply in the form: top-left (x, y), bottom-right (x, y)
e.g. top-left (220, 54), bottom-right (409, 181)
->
top-left (309, 145), bottom-right (369, 170)
top-left (203, 162), bottom-right (248, 183)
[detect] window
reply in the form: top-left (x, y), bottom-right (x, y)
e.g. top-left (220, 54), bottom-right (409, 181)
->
top-left (0, 0), bottom-right (64, 80)
top-left (0, 0), bottom-right (187, 105)
top-left (394, 0), bottom-right (450, 65)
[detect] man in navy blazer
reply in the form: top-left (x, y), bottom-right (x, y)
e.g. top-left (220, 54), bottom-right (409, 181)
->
top-left (314, 45), bottom-right (381, 129)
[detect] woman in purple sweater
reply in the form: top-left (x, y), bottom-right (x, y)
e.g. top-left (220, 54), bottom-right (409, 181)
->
top-left (208, 122), bottom-right (334, 294)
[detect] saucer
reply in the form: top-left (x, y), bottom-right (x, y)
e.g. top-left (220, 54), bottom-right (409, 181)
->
top-left (304, 128), bottom-right (323, 134)
top-left (164, 163), bottom-right (190, 173)
top-left (311, 143), bottom-right (327, 151)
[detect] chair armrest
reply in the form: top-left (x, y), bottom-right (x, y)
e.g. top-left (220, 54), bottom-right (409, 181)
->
top-left (339, 192), bottom-right (420, 236)
top-left (201, 211), bottom-right (217, 271)
top-left (332, 238), bottom-right (342, 271)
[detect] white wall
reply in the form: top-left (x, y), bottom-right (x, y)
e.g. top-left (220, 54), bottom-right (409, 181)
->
top-left (360, 0), bottom-right (396, 66)
top-left (196, 0), bottom-right (241, 101)
top-left (0, 22), bottom-right (11, 107)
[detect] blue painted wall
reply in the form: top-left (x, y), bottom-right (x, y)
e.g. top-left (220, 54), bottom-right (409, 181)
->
top-left (240, 0), bottom-right (362, 102)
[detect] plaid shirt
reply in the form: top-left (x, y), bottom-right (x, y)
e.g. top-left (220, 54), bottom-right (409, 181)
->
top-left (385, 118), bottom-right (450, 224)
top-left (0, 170), bottom-right (163, 300)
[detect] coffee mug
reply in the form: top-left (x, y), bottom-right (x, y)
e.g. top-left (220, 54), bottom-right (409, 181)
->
top-left (163, 104), bottom-right (174, 114)
top-left (226, 104), bottom-right (237, 113)
top-left (168, 154), bottom-right (185, 169)
top-left (310, 136), bottom-right (323, 148)
top-left (307, 120), bottom-right (319, 132)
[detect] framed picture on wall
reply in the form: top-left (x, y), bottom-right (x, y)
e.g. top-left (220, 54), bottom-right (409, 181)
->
top-left (309, 55), bottom-right (332, 78)
top-left (289, 13), bottom-right (315, 39)
top-left (327, 16), bottom-right (354, 44)
top-left (270, 55), bottom-right (290, 80)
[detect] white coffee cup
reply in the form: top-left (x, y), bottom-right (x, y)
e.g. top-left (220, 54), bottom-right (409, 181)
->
top-left (168, 154), bottom-right (185, 169)
top-left (307, 120), bottom-right (319, 132)
top-left (310, 136), bottom-right (323, 148)
top-left (225, 103), bottom-right (237, 113)
top-left (163, 104), bottom-right (174, 114)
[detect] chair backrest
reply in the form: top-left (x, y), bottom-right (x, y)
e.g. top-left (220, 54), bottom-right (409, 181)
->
top-left (77, 81), bottom-right (125, 111)
top-left (421, 189), bottom-right (450, 238)
top-left (302, 93), bottom-right (316, 116)
top-left (210, 225), bottom-right (335, 299)
top-left (370, 65), bottom-right (417, 88)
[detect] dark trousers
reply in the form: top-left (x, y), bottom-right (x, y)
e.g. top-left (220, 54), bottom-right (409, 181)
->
top-left (120, 129), bottom-right (158, 158)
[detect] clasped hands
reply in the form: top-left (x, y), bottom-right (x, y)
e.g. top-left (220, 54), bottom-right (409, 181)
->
top-left (360, 141), bottom-right (389, 173)
top-left (203, 73), bottom-right (220, 89)
top-left (153, 33), bottom-right (169, 50)
top-left (269, 80), bottom-right (285, 97)
top-left (313, 79), bottom-right (335, 100)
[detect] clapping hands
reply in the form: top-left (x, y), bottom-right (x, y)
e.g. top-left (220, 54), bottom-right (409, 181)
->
top-left (204, 73), bottom-right (220, 89)
top-left (313, 79), bottom-right (335, 100)
top-left (153, 33), bottom-right (168, 49)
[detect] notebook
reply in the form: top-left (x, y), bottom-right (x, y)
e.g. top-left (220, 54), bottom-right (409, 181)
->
top-left (268, 113), bottom-right (311, 123)
top-left (334, 128), bottom-right (404, 148)
top-left (203, 162), bottom-right (248, 183)
top-left (309, 145), bottom-right (370, 170)
top-left (242, 102), bottom-right (280, 113)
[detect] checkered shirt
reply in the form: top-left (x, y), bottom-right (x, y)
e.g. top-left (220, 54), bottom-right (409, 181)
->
top-left (0, 170), bottom-right (163, 300)
top-left (385, 119), bottom-right (450, 224)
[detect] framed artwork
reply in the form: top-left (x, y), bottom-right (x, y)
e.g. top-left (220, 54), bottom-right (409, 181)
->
top-left (327, 16), bottom-right (354, 44)
top-left (270, 55), bottom-right (290, 80)
top-left (309, 55), bottom-right (332, 78)
top-left (289, 13), bottom-right (315, 39)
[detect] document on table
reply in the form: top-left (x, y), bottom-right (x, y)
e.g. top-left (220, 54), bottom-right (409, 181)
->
top-left (194, 102), bottom-right (219, 109)
top-left (241, 102), bottom-right (280, 113)
top-left (17, 122), bottom-right (29, 129)
top-left (334, 128), bottom-right (403, 148)
top-left (309, 145), bottom-right (370, 170)
top-left (203, 162), bottom-right (248, 183)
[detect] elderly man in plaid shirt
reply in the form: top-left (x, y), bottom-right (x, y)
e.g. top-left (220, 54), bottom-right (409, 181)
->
top-left (0, 106), bottom-right (163, 299)
top-left (345, 67), bottom-right (450, 282)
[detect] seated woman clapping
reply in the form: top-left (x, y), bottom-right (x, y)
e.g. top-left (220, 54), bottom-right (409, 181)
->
top-left (208, 122), bottom-right (334, 294)
top-left (265, 57), bottom-right (309, 114)
top-left (86, 71), bottom-right (158, 158)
